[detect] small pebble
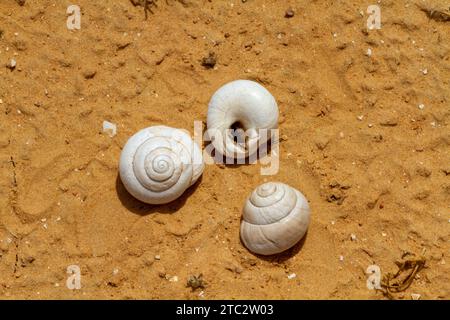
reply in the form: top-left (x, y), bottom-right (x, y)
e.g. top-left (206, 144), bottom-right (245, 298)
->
top-left (0, 99), bottom-right (3, 104)
top-left (113, 268), bottom-right (119, 275)
top-left (366, 48), bottom-right (372, 57)
top-left (339, 255), bottom-right (344, 262)
top-left (7, 58), bottom-right (16, 70)
top-left (350, 234), bottom-right (357, 241)
top-left (285, 8), bottom-right (295, 18)
top-left (102, 121), bottom-right (117, 137)
top-left (418, 104), bottom-right (425, 110)
top-left (169, 276), bottom-right (179, 282)
top-left (201, 52), bottom-right (216, 69)
top-left (287, 273), bottom-right (296, 279)
top-left (154, 255), bottom-right (161, 260)
top-left (357, 115), bottom-right (364, 121)
top-left (411, 293), bottom-right (421, 300)
top-left (421, 69), bottom-right (428, 75)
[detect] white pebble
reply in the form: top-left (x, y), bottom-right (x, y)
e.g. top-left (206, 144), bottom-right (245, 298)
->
top-left (339, 255), bottom-right (344, 262)
top-left (418, 104), bottom-right (425, 110)
top-left (113, 268), bottom-right (119, 275)
top-left (102, 120), bottom-right (117, 137)
top-left (350, 234), bottom-right (357, 241)
top-left (411, 293), bottom-right (421, 300)
top-left (357, 115), bottom-right (364, 121)
top-left (366, 48), bottom-right (372, 57)
top-left (381, 232), bottom-right (387, 237)
top-left (287, 273), bottom-right (297, 280)
top-left (8, 59), bottom-right (17, 69)
top-left (421, 69), bottom-right (428, 75)
top-left (0, 99), bottom-right (3, 104)
top-left (154, 255), bottom-right (161, 260)
top-left (169, 276), bottom-right (179, 282)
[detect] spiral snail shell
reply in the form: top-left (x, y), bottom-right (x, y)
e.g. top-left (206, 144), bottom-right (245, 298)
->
top-left (119, 126), bottom-right (204, 204)
top-left (240, 182), bottom-right (310, 255)
top-left (207, 80), bottom-right (279, 159)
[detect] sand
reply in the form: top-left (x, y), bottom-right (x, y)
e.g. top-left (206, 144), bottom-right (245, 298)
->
top-left (0, 0), bottom-right (449, 299)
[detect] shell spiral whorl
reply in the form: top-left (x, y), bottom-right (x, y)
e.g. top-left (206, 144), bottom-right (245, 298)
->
top-left (120, 126), bottom-right (204, 204)
top-left (240, 182), bottom-right (310, 255)
top-left (207, 80), bottom-right (279, 159)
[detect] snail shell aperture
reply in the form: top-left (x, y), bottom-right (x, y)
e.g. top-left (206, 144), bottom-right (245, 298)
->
top-left (240, 182), bottom-right (310, 255)
top-left (206, 80), bottom-right (279, 159)
top-left (119, 126), bottom-right (204, 204)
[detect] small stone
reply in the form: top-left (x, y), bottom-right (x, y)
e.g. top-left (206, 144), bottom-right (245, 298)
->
top-left (154, 255), bottom-right (161, 260)
top-left (381, 232), bottom-right (387, 237)
top-left (287, 273), bottom-right (296, 279)
top-left (201, 52), bottom-right (216, 69)
top-left (416, 167), bottom-right (431, 177)
top-left (285, 8), bottom-right (295, 18)
top-left (82, 69), bottom-right (97, 79)
top-left (350, 234), bottom-right (357, 241)
top-left (339, 255), bottom-right (344, 262)
top-left (102, 121), bottom-right (117, 137)
top-left (7, 59), bottom-right (16, 70)
top-left (366, 48), bottom-right (372, 57)
top-left (418, 104), bottom-right (425, 110)
top-left (169, 275), bottom-right (179, 282)
top-left (411, 293), bottom-right (421, 300)
top-left (0, 99), bottom-right (3, 104)
top-left (421, 69), bottom-right (428, 75)
top-left (315, 137), bottom-right (329, 150)
top-left (281, 134), bottom-right (288, 141)
top-left (357, 115), bottom-right (364, 121)
top-left (113, 268), bottom-right (119, 275)
top-left (379, 118), bottom-right (398, 127)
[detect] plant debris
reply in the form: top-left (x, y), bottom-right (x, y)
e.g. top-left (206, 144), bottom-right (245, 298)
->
top-left (186, 274), bottom-right (206, 291)
top-left (379, 250), bottom-right (426, 299)
top-left (130, 0), bottom-right (160, 20)
top-left (416, 4), bottom-right (450, 22)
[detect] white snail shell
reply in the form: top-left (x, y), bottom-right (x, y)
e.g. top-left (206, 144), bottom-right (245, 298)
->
top-left (207, 80), bottom-right (279, 159)
top-left (119, 126), bottom-right (204, 204)
top-left (240, 182), bottom-right (310, 255)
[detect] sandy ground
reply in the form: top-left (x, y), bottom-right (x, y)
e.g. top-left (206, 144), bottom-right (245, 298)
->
top-left (0, 0), bottom-right (449, 299)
